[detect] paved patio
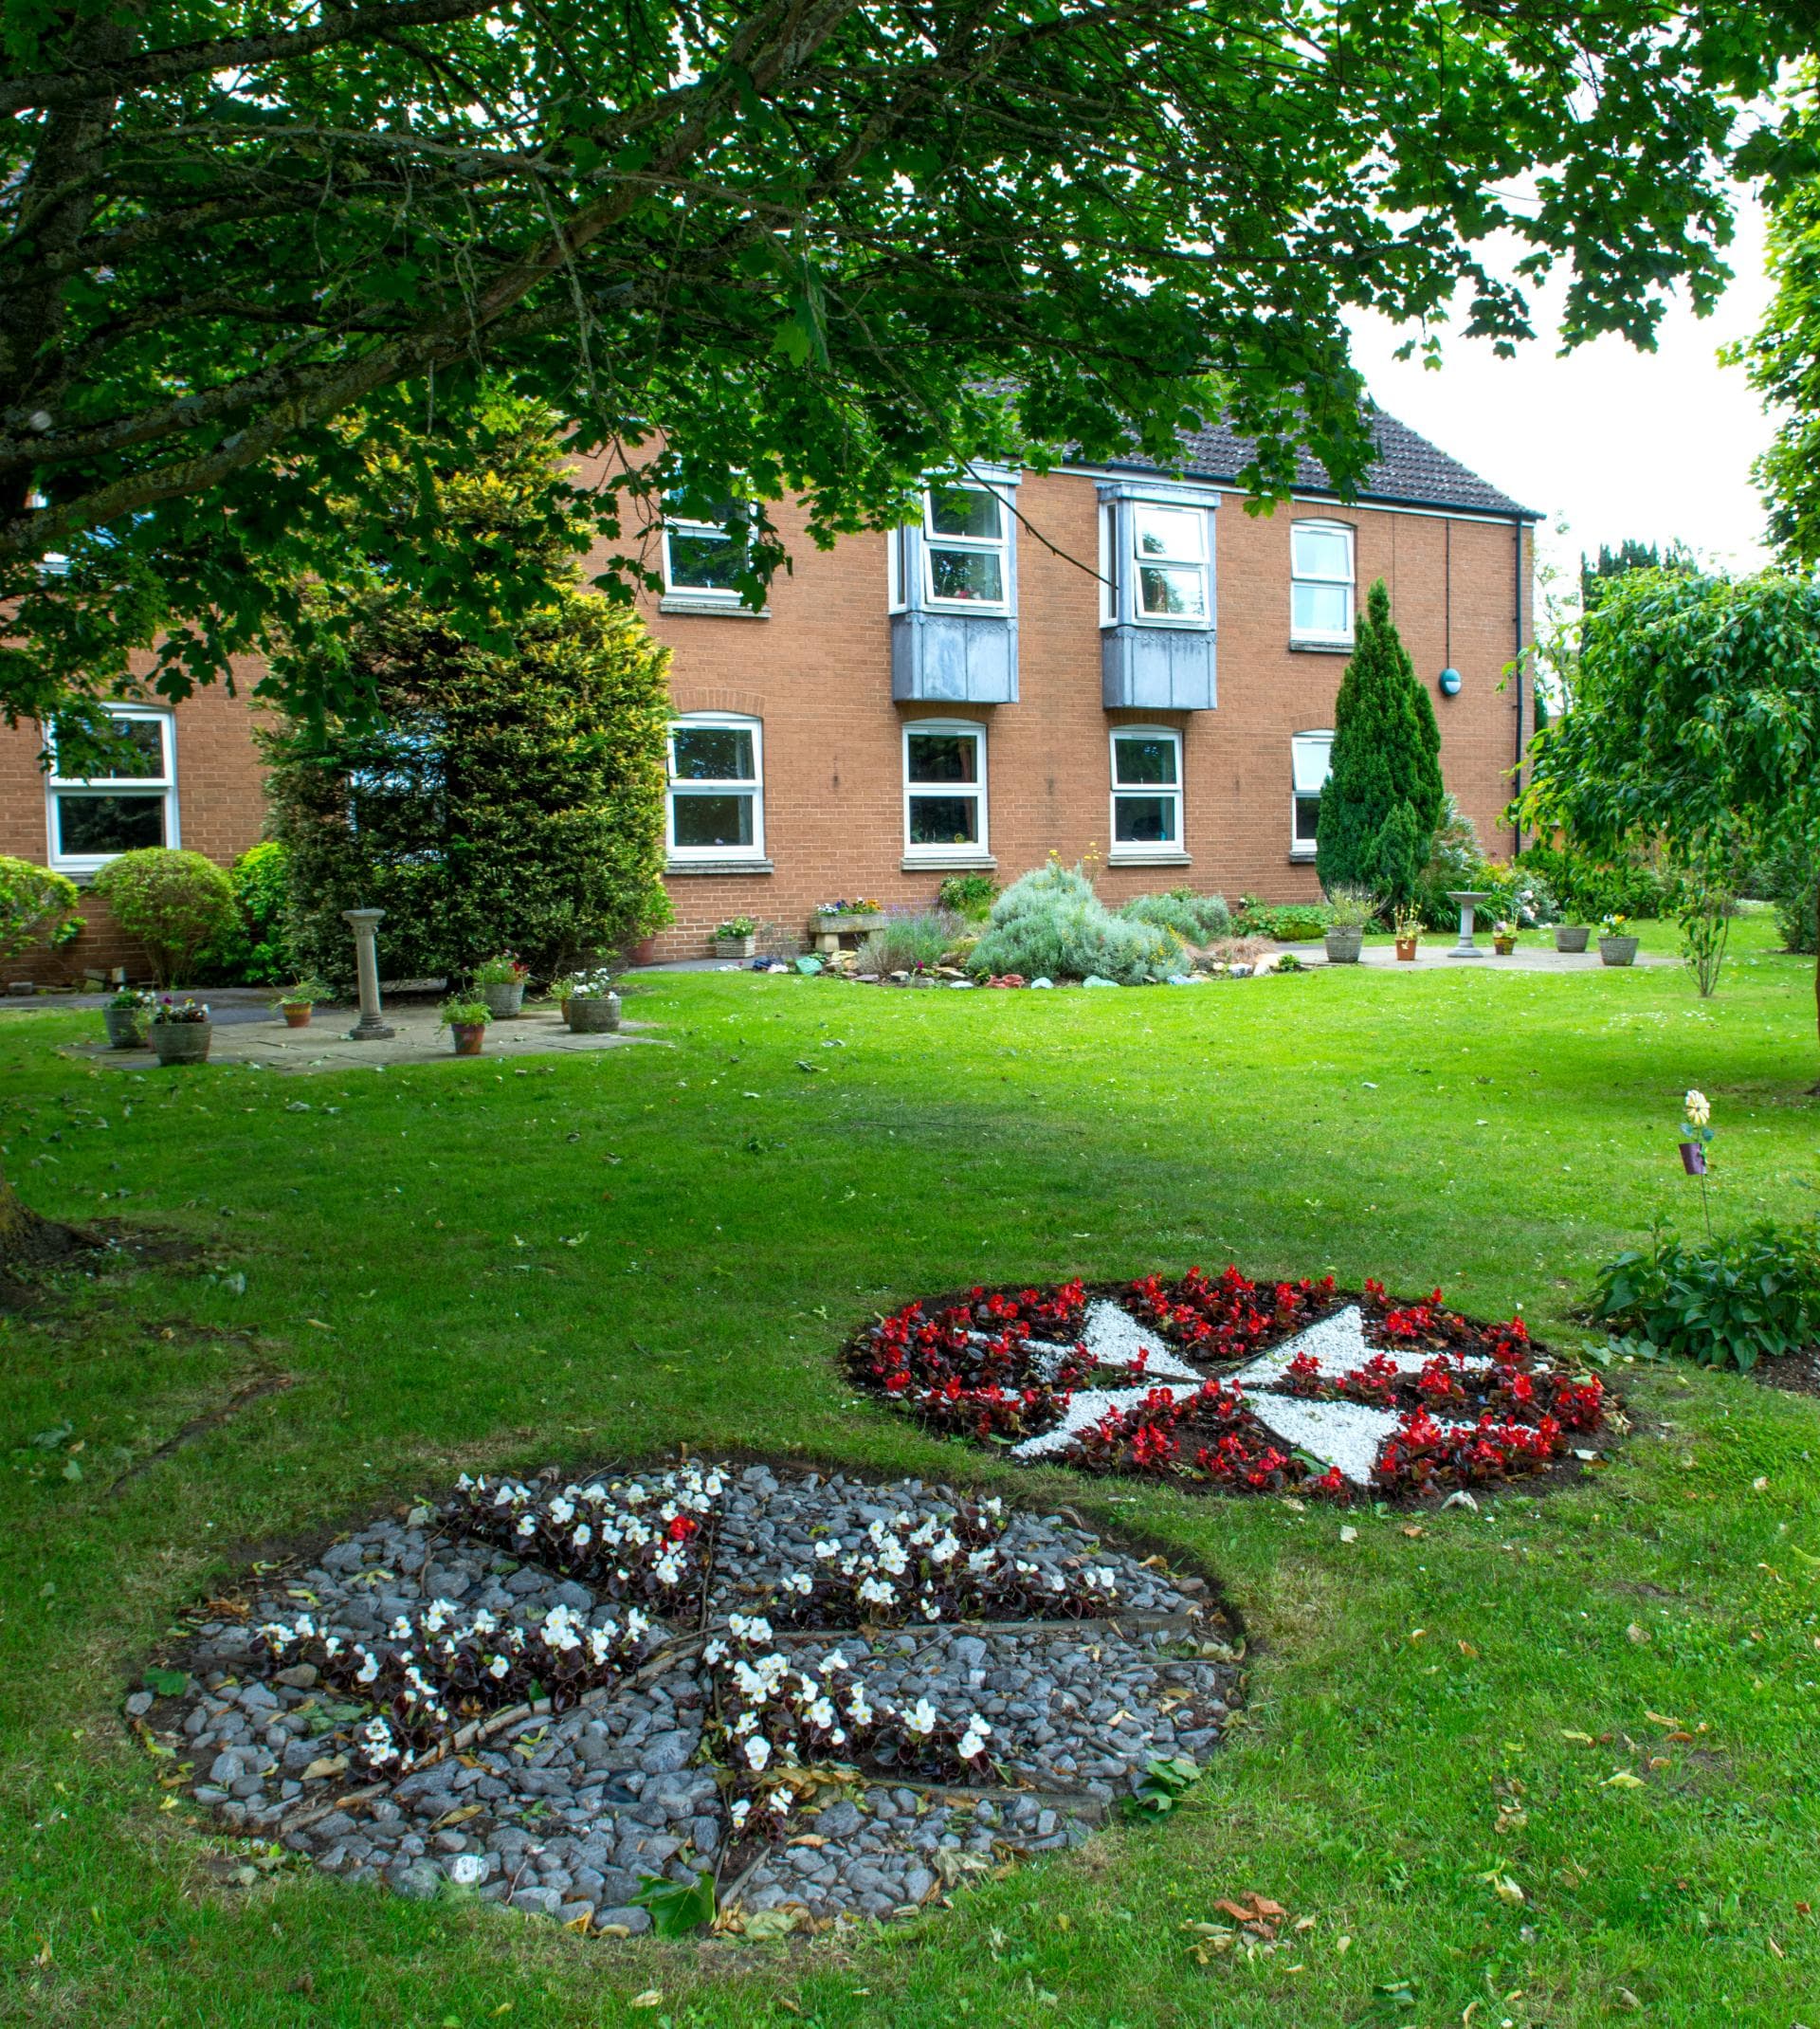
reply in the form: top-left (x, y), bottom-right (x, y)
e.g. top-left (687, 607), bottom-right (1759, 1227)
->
top-left (58, 1000), bottom-right (662, 1073)
top-left (1293, 938), bottom-right (1675, 971)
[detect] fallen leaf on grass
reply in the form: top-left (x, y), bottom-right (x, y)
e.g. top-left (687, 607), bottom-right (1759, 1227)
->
top-left (1560, 1729), bottom-right (1595, 1746)
top-left (1601, 1770), bottom-right (1646, 1789)
top-left (628, 1992), bottom-right (663, 2010)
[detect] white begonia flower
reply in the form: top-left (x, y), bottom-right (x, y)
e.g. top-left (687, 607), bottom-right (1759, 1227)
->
top-left (549, 1497), bottom-right (574, 1526)
top-left (930, 1533), bottom-right (959, 1565)
top-left (572, 1524), bottom-right (592, 1549)
top-left (822, 1650), bottom-right (848, 1673)
top-left (768, 1788), bottom-right (792, 1816)
top-left (784, 1572), bottom-right (812, 1596)
top-left (323, 1636), bottom-right (343, 1656)
top-left (805, 1698), bottom-right (835, 1729)
top-left (488, 1656), bottom-right (510, 1679)
top-left (745, 1736), bottom-right (772, 1771)
top-left (626, 1608), bottom-right (649, 1639)
top-left (858, 1576), bottom-right (897, 1608)
top-left (814, 1539), bottom-right (840, 1560)
top-left (729, 1798), bottom-right (752, 1828)
top-left (968, 1548), bottom-right (996, 1574)
top-left (904, 1698), bottom-right (938, 1736)
top-left (733, 1711), bottom-right (756, 1736)
top-left (734, 1661), bottom-right (769, 1701)
top-left (920, 1598), bottom-right (941, 1620)
top-left (390, 1616), bottom-right (413, 1641)
top-left (355, 1650), bottom-right (380, 1684)
top-left (1685, 1089), bottom-right (1711, 1127)
top-left (654, 1553), bottom-right (683, 1586)
top-left (517, 1515), bottom-right (537, 1537)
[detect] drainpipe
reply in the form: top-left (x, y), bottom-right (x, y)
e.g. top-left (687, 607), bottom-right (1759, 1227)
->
top-left (1511, 515), bottom-right (1524, 858)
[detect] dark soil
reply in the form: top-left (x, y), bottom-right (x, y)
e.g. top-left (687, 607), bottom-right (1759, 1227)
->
top-left (1750, 1346), bottom-right (1820, 1400)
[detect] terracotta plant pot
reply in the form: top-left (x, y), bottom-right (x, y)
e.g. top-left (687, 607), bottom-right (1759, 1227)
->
top-left (1393, 936), bottom-right (1418, 962)
top-left (150, 1021), bottom-right (212, 1066)
top-left (102, 1006), bottom-right (148, 1049)
top-left (1554, 924), bottom-right (1591, 954)
top-left (565, 992), bottom-right (621, 1033)
top-left (480, 980), bottom-right (524, 1019)
top-left (451, 1021), bottom-right (486, 1056)
top-left (281, 1003), bottom-right (313, 1028)
top-left (1323, 925), bottom-right (1364, 964)
top-left (1598, 935), bottom-right (1640, 967)
top-left (714, 935), bottom-right (756, 960)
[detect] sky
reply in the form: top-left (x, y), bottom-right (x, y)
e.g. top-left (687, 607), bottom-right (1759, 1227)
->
top-left (1344, 190), bottom-right (1778, 588)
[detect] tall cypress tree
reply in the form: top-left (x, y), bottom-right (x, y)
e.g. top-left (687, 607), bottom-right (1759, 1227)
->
top-left (1315, 579), bottom-right (1440, 907)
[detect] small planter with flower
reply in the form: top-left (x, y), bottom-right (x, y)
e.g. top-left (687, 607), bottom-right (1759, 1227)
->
top-left (1553, 923), bottom-right (1591, 954)
top-left (472, 953), bottom-right (528, 1019)
top-left (555, 967), bottom-right (621, 1033)
top-left (1597, 913), bottom-right (1639, 967)
top-left (102, 987), bottom-right (156, 1050)
top-left (714, 917), bottom-right (759, 960)
top-left (1392, 907), bottom-right (1421, 962)
top-left (1320, 885), bottom-right (1378, 964)
top-left (810, 899), bottom-right (887, 955)
top-left (149, 996), bottom-right (212, 1065)
top-left (441, 996), bottom-right (491, 1056)
top-left (273, 978), bottom-right (331, 1030)
top-left (1491, 919), bottom-right (1518, 957)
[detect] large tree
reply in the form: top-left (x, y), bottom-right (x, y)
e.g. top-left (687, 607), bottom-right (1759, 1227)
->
top-left (1518, 567), bottom-right (1820, 1080)
top-left (3, 0), bottom-right (1812, 736)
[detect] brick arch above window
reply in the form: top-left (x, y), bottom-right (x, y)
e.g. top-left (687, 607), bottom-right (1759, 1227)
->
top-left (668, 685), bottom-right (769, 722)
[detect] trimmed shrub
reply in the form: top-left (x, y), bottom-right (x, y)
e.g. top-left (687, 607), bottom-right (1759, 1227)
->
top-left (1755, 837), bottom-right (1817, 955)
top-left (1120, 889), bottom-right (1231, 942)
top-left (0, 856), bottom-right (81, 966)
top-left (1234, 897), bottom-right (1331, 941)
top-left (1593, 1221), bottom-right (1820, 1371)
top-left (194, 841), bottom-right (297, 986)
top-left (91, 848), bottom-right (236, 985)
top-left (856, 909), bottom-right (961, 973)
top-left (971, 862), bottom-right (1181, 982)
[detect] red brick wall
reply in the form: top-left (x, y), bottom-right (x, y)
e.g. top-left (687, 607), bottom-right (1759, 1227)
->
top-left (0, 478), bottom-right (1530, 978)
top-left (0, 665), bottom-right (270, 982)
top-left (629, 471), bottom-right (1531, 960)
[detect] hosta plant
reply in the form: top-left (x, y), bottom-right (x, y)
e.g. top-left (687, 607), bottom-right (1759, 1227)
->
top-left (1592, 1222), bottom-right (1820, 1371)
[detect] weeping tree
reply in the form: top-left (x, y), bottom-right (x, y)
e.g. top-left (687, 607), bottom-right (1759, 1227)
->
top-left (264, 406), bottom-right (672, 988)
top-left (1518, 567), bottom-right (1820, 1082)
top-left (1315, 580), bottom-right (1443, 909)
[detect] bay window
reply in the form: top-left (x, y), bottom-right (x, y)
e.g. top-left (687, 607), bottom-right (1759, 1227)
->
top-left (1132, 504), bottom-right (1210, 621)
top-left (921, 484), bottom-right (1008, 611)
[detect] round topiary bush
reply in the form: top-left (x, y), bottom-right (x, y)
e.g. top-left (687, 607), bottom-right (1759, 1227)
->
top-left (0, 855), bottom-right (81, 968)
top-left (91, 848), bottom-right (236, 986)
top-left (193, 841), bottom-right (297, 986)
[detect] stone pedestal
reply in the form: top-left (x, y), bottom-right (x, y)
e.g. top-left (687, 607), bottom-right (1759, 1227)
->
top-left (342, 908), bottom-right (395, 1039)
top-left (1446, 889), bottom-right (1491, 960)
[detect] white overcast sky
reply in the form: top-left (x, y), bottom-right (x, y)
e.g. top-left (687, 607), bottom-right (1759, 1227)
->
top-left (1344, 190), bottom-right (1776, 583)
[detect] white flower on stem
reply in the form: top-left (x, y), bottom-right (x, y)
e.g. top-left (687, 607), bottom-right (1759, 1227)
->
top-left (572, 1524), bottom-right (592, 1549)
top-left (729, 1798), bottom-right (752, 1830)
top-left (768, 1788), bottom-right (792, 1817)
top-left (488, 1655), bottom-right (510, 1679)
top-left (814, 1538), bottom-right (840, 1561)
top-left (858, 1576), bottom-right (896, 1609)
top-left (903, 1698), bottom-right (939, 1737)
top-left (783, 1572), bottom-right (812, 1596)
top-left (821, 1650), bottom-right (848, 1673)
top-left (745, 1736), bottom-right (772, 1771)
top-left (804, 1698), bottom-right (835, 1729)
top-left (957, 1717), bottom-right (992, 1761)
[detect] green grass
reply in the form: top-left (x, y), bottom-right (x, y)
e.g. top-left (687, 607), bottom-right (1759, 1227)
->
top-left (2, 915), bottom-right (1817, 2028)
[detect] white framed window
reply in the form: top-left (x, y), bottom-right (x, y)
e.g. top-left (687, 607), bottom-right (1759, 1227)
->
top-left (46, 706), bottom-right (178, 873)
top-left (903, 720), bottom-right (987, 858)
top-left (1132, 504), bottom-right (1209, 621)
top-left (1109, 728), bottom-right (1183, 854)
top-left (666, 713), bottom-right (764, 860)
top-left (1291, 521), bottom-right (1355, 644)
top-left (921, 483), bottom-right (1008, 611)
top-left (662, 517), bottom-right (743, 602)
top-left (1290, 730), bottom-right (1334, 858)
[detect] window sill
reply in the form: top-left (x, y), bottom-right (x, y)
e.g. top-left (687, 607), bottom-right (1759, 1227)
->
top-left (1108, 850), bottom-right (1192, 867)
top-left (659, 594), bottom-right (770, 618)
top-left (901, 852), bottom-right (997, 872)
top-left (1288, 636), bottom-right (1355, 654)
top-left (664, 858), bottom-right (774, 876)
top-left (1288, 847), bottom-right (1318, 863)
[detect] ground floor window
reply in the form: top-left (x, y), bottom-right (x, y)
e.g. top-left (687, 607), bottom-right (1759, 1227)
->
top-left (46, 706), bottom-right (177, 872)
top-left (903, 721), bottom-right (987, 856)
top-left (667, 713), bottom-right (764, 859)
top-left (1109, 727), bottom-right (1182, 853)
top-left (1291, 730), bottom-right (1333, 858)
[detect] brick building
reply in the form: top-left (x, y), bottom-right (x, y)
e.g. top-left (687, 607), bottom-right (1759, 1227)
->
top-left (0, 410), bottom-right (1535, 979)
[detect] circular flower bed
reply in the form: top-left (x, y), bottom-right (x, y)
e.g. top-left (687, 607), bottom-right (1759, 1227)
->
top-left (846, 1268), bottom-right (1610, 1499)
top-left (130, 1463), bottom-right (1239, 1934)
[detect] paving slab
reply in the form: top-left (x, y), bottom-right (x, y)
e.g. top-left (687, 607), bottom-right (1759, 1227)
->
top-left (60, 1004), bottom-right (663, 1074)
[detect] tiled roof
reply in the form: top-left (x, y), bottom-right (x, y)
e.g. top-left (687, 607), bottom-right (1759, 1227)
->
top-left (1103, 408), bottom-right (1537, 520)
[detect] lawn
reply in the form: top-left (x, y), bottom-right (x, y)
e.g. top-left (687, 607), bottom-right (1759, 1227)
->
top-left (2, 916), bottom-right (1817, 2029)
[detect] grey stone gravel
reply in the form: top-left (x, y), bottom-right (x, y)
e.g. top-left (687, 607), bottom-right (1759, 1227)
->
top-left (146, 1461), bottom-right (1239, 1934)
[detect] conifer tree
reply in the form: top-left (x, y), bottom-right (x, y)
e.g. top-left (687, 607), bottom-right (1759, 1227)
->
top-left (1315, 579), bottom-right (1440, 907)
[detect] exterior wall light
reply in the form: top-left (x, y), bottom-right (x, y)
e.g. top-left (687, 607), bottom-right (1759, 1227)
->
top-left (1438, 667), bottom-right (1463, 697)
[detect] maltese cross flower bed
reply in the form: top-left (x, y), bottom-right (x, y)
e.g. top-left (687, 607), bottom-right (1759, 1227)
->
top-left (847, 1269), bottom-right (1609, 1500)
top-left (131, 1462), bottom-right (1239, 1934)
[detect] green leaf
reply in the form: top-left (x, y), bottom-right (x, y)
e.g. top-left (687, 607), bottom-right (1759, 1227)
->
top-left (630, 1868), bottom-right (716, 1937)
top-left (143, 1667), bottom-right (191, 1698)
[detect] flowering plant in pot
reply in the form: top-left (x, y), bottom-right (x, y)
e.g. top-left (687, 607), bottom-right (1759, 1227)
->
top-left (272, 978), bottom-right (330, 1029)
top-left (1491, 918), bottom-right (1518, 956)
top-left (101, 986), bottom-right (156, 1049)
top-left (1392, 905), bottom-right (1421, 962)
top-left (149, 996), bottom-right (212, 1065)
top-left (471, 952), bottom-right (527, 1018)
top-left (715, 915), bottom-right (759, 959)
top-left (1321, 886), bottom-right (1378, 963)
top-left (1597, 912), bottom-right (1639, 966)
top-left (1554, 920), bottom-right (1591, 954)
top-left (440, 995), bottom-right (491, 1055)
top-left (556, 965), bottom-right (620, 1033)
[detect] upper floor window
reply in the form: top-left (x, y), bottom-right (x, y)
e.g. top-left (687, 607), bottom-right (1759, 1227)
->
top-left (662, 515), bottom-right (743, 602)
top-left (1291, 521), bottom-right (1355, 645)
top-left (1132, 505), bottom-right (1209, 621)
top-left (903, 721), bottom-right (988, 857)
top-left (1291, 729), bottom-right (1333, 858)
top-left (1109, 728), bottom-right (1183, 854)
top-left (46, 706), bottom-right (177, 872)
top-left (921, 483), bottom-right (1008, 611)
top-left (667, 713), bottom-right (764, 860)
